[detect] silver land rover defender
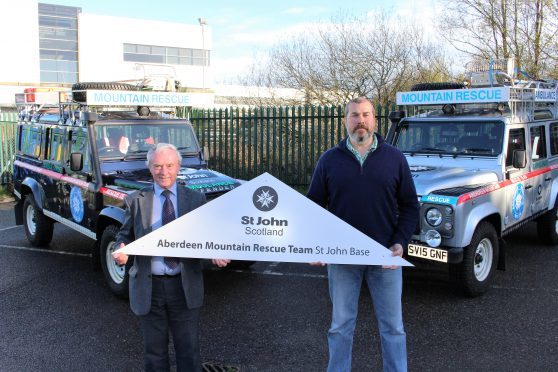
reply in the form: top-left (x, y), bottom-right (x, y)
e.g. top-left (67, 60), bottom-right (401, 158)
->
top-left (387, 59), bottom-right (558, 296)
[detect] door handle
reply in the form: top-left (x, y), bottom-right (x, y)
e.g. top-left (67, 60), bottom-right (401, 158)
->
top-left (525, 185), bottom-right (533, 189)
top-left (545, 177), bottom-right (551, 182)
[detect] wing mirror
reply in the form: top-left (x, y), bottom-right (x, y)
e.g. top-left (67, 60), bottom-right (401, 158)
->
top-left (512, 149), bottom-right (526, 169)
top-left (70, 152), bottom-right (83, 171)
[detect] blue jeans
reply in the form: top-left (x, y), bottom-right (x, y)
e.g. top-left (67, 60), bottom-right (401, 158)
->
top-left (327, 265), bottom-right (406, 372)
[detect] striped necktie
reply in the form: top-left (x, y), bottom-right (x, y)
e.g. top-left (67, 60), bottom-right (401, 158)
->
top-left (162, 189), bottom-right (179, 269)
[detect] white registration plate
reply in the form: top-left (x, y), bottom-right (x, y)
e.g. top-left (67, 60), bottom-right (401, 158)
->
top-left (407, 244), bottom-right (448, 263)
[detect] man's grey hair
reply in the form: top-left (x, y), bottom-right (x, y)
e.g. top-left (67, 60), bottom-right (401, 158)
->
top-left (146, 143), bottom-right (182, 167)
top-left (344, 96), bottom-right (376, 117)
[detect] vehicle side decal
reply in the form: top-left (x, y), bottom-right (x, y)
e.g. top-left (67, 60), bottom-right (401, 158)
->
top-left (457, 164), bottom-right (558, 205)
top-left (421, 195), bottom-right (459, 205)
top-left (15, 160), bottom-right (89, 189)
top-left (99, 187), bottom-right (127, 200)
top-left (15, 159), bottom-right (128, 200)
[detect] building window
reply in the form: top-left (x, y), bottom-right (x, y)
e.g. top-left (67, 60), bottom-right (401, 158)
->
top-left (38, 3), bottom-right (80, 84)
top-left (123, 43), bottom-right (210, 67)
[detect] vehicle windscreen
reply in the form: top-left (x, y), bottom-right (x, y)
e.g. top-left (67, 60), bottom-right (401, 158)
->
top-left (95, 122), bottom-right (199, 159)
top-left (394, 120), bottom-right (504, 156)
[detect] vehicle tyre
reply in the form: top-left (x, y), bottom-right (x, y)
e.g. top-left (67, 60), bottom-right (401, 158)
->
top-left (23, 195), bottom-right (54, 247)
top-left (411, 82), bottom-right (465, 91)
top-left (450, 221), bottom-right (498, 297)
top-left (226, 260), bottom-right (256, 270)
top-left (72, 82), bottom-right (139, 102)
top-left (100, 224), bottom-right (130, 298)
top-left (537, 200), bottom-right (558, 245)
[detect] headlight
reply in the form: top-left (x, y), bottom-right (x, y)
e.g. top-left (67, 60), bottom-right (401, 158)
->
top-left (425, 229), bottom-right (442, 247)
top-left (426, 207), bottom-right (442, 226)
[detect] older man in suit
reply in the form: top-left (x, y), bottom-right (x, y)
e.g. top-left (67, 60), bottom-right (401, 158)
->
top-left (113, 143), bottom-right (229, 372)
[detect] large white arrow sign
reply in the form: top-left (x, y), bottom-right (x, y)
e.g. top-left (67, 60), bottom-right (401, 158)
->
top-left (117, 172), bottom-right (412, 266)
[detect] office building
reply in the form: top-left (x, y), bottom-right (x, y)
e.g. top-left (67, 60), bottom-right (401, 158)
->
top-left (0, 0), bottom-right (212, 109)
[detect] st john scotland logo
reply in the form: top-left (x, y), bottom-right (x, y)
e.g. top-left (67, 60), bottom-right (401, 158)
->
top-left (252, 186), bottom-right (278, 212)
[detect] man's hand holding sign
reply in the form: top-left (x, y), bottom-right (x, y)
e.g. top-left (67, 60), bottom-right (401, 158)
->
top-left (113, 244), bottom-right (230, 267)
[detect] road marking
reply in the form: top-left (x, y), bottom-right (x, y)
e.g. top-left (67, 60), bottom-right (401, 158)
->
top-left (254, 270), bottom-right (327, 279)
top-left (221, 262), bottom-right (328, 279)
top-left (1, 246), bottom-right (552, 291)
top-left (222, 267), bottom-right (558, 291)
top-left (263, 261), bottom-right (281, 274)
top-left (0, 225), bottom-right (21, 232)
top-left (226, 267), bottom-right (327, 279)
top-left (0, 244), bottom-right (91, 257)
top-left (491, 284), bottom-right (558, 293)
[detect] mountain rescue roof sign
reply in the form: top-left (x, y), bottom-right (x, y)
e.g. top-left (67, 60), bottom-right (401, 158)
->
top-left (117, 172), bottom-right (412, 266)
top-left (397, 87), bottom-right (509, 105)
top-left (396, 86), bottom-right (558, 106)
top-left (84, 89), bottom-right (213, 107)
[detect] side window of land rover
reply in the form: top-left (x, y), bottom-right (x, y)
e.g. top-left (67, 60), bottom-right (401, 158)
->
top-left (529, 125), bottom-right (547, 160)
top-left (550, 122), bottom-right (558, 156)
top-left (506, 128), bottom-right (526, 167)
top-left (20, 126), bottom-right (43, 158)
top-left (48, 129), bottom-right (66, 162)
top-left (69, 129), bottom-right (90, 172)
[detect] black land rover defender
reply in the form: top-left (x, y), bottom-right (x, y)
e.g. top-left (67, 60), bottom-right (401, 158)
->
top-left (12, 83), bottom-right (245, 297)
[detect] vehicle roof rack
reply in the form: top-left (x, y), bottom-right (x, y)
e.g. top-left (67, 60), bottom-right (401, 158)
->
top-left (396, 59), bottom-right (558, 123)
top-left (15, 85), bottom-right (204, 125)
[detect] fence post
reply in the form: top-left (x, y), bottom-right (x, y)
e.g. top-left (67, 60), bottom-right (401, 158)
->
top-left (234, 107), bottom-right (240, 180)
top-left (0, 119), bottom-right (18, 185)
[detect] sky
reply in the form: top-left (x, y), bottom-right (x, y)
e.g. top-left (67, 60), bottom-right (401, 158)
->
top-left (50, 0), bottom-right (440, 84)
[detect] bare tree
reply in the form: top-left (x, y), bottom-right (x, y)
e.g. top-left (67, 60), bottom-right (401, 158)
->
top-left (438, 0), bottom-right (558, 79)
top-left (241, 12), bottom-right (453, 106)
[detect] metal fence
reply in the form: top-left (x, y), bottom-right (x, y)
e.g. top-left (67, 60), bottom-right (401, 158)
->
top-left (0, 104), bottom-right (400, 187)
top-left (187, 104), bottom-right (396, 190)
top-left (0, 113), bottom-right (18, 185)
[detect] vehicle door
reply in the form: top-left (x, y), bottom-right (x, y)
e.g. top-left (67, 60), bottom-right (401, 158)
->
top-left (504, 127), bottom-right (532, 228)
top-left (18, 123), bottom-right (51, 205)
top-left (43, 125), bottom-right (68, 214)
top-left (549, 122), bottom-right (558, 193)
top-left (528, 123), bottom-right (552, 215)
top-left (63, 127), bottom-right (93, 229)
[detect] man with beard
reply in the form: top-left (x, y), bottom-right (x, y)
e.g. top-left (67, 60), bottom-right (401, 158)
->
top-left (307, 97), bottom-right (419, 372)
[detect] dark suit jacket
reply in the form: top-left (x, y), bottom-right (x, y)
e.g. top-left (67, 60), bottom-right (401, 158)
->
top-left (116, 185), bottom-right (206, 316)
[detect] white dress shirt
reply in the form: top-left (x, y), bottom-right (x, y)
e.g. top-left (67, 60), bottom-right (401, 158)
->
top-left (150, 183), bottom-right (181, 275)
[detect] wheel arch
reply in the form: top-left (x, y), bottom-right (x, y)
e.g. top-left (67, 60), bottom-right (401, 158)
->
top-left (16, 179), bottom-right (46, 225)
top-left (547, 177), bottom-right (558, 210)
top-left (95, 206), bottom-right (125, 240)
top-left (461, 208), bottom-right (501, 247)
top-left (21, 178), bottom-right (46, 210)
top-left (92, 207), bottom-right (124, 270)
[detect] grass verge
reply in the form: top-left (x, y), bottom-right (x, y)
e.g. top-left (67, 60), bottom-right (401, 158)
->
top-left (0, 184), bottom-right (13, 202)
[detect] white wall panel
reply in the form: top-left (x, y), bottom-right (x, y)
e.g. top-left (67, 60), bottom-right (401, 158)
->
top-left (0, 0), bottom-right (40, 84)
top-left (78, 13), bottom-right (213, 88)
